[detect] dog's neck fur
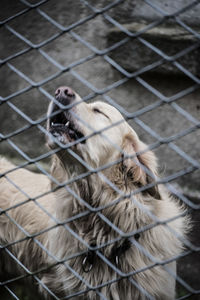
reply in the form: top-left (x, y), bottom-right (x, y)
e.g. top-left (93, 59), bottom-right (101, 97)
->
top-left (50, 155), bottom-right (151, 250)
top-left (45, 154), bottom-right (183, 299)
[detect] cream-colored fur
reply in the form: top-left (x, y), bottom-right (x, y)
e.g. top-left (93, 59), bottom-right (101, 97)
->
top-left (0, 89), bottom-right (188, 300)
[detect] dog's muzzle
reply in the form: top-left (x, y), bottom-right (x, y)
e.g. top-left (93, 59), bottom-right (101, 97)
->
top-left (47, 86), bottom-right (85, 144)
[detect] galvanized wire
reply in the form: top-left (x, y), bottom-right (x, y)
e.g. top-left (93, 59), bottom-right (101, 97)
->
top-left (0, 0), bottom-right (200, 299)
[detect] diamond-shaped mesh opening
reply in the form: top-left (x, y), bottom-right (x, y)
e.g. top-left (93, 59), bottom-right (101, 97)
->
top-left (0, 102), bottom-right (28, 135)
top-left (0, 64), bottom-right (29, 97)
top-left (73, 56), bottom-right (124, 90)
top-left (10, 89), bottom-right (50, 121)
top-left (155, 143), bottom-right (192, 174)
top-left (178, 3), bottom-right (200, 26)
top-left (140, 71), bottom-right (196, 96)
top-left (73, 14), bottom-right (122, 51)
top-left (174, 168), bottom-right (200, 194)
top-left (10, 49), bottom-right (59, 83)
top-left (42, 33), bottom-right (93, 68)
top-left (140, 104), bottom-right (193, 138)
top-left (0, 27), bottom-right (27, 62)
top-left (105, 79), bottom-right (157, 113)
top-left (176, 91), bottom-right (200, 120)
top-left (108, 37), bottom-right (162, 74)
top-left (147, 0), bottom-right (194, 15)
top-left (176, 46), bottom-right (200, 77)
top-left (141, 19), bottom-right (199, 55)
top-left (41, 0), bottom-right (92, 28)
top-left (0, 0), bottom-right (26, 22)
top-left (8, 9), bottom-right (59, 45)
top-left (8, 125), bottom-right (47, 158)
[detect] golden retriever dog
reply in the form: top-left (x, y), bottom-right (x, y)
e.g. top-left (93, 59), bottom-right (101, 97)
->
top-left (0, 86), bottom-right (188, 300)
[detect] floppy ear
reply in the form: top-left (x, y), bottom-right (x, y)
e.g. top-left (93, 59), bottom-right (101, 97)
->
top-left (122, 133), bottom-right (161, 200)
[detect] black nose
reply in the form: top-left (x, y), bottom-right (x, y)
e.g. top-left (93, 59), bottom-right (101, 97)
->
top-left (55, 86), bottom-right (75, 104)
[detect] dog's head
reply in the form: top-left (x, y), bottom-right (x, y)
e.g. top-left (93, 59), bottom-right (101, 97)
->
top-left (47, 86), bottom-right (159, 197)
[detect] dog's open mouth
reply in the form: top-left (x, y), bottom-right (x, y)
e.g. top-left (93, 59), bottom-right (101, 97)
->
top-left (49, 108), bottom-right (85, 144)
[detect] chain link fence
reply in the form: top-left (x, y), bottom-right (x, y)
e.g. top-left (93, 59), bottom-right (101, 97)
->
top-left (0, 0), bottom-right (200, 299)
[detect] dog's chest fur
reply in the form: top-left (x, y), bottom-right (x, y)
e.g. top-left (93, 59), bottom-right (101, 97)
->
top-left (48, 171), bottom-right (152, 297)
top-left (46, 160), bottom-right (180, 300)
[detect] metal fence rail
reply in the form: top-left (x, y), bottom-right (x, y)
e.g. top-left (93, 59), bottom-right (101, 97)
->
top-left (0, 0), bottom-right (200, 299)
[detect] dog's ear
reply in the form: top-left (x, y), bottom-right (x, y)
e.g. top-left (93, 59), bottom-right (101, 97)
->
top-left (122, 133), bottom-right (161, 200)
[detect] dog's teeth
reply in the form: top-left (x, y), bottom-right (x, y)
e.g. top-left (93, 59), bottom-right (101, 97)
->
top-left (51, 122), bottom-right (54, 126)
top-left (65, 121), bottom-right (70, 127)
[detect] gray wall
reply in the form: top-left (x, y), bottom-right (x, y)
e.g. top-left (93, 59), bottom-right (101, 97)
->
top-left (0, 0), bottom-right (199, 193)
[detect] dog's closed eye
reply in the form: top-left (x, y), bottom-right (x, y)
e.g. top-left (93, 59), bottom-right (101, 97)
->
top-left (93, 107), bottom-right (110, 120)
top-left (93, 108), bottom-right (102, 114)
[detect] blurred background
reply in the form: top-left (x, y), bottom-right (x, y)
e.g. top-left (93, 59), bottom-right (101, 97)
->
top-left (0, 0), bottom-right (200, 299)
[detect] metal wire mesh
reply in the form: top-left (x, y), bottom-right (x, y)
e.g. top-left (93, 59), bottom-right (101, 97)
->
top-left (0, 0), bottom-right (200, 299)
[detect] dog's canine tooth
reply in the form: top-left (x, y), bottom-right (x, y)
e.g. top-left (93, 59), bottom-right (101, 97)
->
top-left (65, 121), bottom-right (70, 127)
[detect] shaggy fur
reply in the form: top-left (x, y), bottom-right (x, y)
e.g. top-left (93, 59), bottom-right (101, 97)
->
top-left (0, 87), bottom-right (188, 300)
